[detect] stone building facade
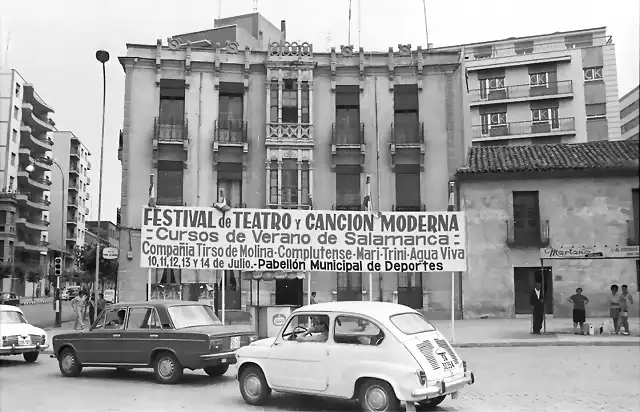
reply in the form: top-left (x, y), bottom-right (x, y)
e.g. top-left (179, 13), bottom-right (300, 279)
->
top-left (456, 140), bottom-right (639, 318)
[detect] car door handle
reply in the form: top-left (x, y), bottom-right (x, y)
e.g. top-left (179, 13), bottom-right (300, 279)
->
top-left (112, 334), bottom-right (121, 338)
top-left (273, 341), bottom-right (281, 346)
top-left (150, 334), bottom-right (158, 338)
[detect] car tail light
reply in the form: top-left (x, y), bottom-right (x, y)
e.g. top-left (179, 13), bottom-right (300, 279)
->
top-left (416, 369), bottom-right (427, 386)
top-left (209, 338), bottom-right (222, 351)
top-left (248, 335), bottom-right (258, 343)
top-left (463, 360), bottom-right (467, 372)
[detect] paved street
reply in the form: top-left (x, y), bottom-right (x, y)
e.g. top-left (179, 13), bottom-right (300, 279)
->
top-left (1, 346), bottom-right (638, 412)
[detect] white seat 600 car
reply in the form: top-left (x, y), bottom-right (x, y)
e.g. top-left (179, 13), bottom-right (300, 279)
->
top-left (0, 304), bottom-right (49, 363)
top-left (236, 302), bottom-right (475, 412)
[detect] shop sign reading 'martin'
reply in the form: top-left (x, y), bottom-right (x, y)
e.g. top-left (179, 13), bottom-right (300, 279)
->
top-left (140, 207), bottom-right (467, 273)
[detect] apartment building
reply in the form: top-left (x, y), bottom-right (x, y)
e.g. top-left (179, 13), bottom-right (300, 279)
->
top-left (117, 18), bottom-right (469, 318)
top-left (436, 27), bottom-right (621, 145)
top-left (456, 140), bottom-right (639, 318)
top-left (48, 131), bottom-right (91, 269)
top-left (85, 220), bottom-right (119, 249)
top-left (0, 68), bottom-right (54, 295)
top-left (620, 85), bottom-right (639, 141)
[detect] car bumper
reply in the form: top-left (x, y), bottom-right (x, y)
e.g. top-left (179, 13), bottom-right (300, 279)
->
top-left (200, 351), bottom-right (237, 367)
top-left (0, 344), bottom-right (50, 356)
top-left (410, 371), bottom-right (475, 399)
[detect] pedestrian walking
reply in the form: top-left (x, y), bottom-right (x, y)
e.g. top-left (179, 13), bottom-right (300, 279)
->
top-left (87, 293), bottom-right (96, 325)
top-left (529, 282), bottom-right (545, 334)
top-left (71, 291), bottom-right (85, 331)
top-left (609, 284), bottom-right (621, 334)
top-left (619, 284), bottom-right (634, 335)
top-left (568, 287), bottom-right (589, 335)
top-left (97, 293), bottom-right (107, 315)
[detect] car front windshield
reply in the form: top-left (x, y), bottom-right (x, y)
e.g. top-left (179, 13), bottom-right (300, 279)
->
top-left (390, 313), bottom-right (436, 335)
top-left (0, 310), bottom-right (27, 324)
top-left (168, 305), bottom-right (222, 329)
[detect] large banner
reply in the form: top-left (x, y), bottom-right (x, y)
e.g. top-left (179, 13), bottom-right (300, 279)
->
top-left (140, 207), bottom-right (467, 272)
top-left (541, 245), bottom-right (640, 260)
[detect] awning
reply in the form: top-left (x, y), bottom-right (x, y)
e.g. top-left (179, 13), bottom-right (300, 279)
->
top-left (242, 271), bottom-right (308, 281)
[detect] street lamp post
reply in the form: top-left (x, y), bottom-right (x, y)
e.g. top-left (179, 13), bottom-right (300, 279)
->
top-left (94, 50), bottom-right (109, 320)
top-left (28, 159), bottom-right (65, 328)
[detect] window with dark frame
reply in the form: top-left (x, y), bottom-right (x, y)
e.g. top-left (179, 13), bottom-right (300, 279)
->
top-left (159, 83), bottom-right (185, 126)
top-left (269, 160), bottom-right (279, 204)
top-left (532, 107), bottom-right (560, 128)
top-left (336, 168), bottom-right (361, 209)
top-left (218, 82), bottom-right (244, 142)
top-left (281, 79), bottom-right (298, 123)
top-left (512, 191), bottom-right (541, 244)
top-left (301, 81), bottom-right (310, 123)
top-left (395, 167), bottom-right (421, 210)
top-left (156, 167), bottom-right (183, 206)
top-left (281, 159), bottom-right (298, 205)
top-left (529, 73), bottom-right (548, 87)
top-left (335, 86), bottom-right (361, 144)
top-left (479, 77), bottom-right (506, 99)
top-left (269, 80), bottom-right (279, 122)
top-left (481, 112), bottom-right (507, 135)
top-left (393, 85), bottom-right (420, 144)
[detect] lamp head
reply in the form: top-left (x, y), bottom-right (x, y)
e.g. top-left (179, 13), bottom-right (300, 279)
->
top-left (95, 50), bottom-right (110, 64)
top-left (25, 164), bottom-right (35, 173)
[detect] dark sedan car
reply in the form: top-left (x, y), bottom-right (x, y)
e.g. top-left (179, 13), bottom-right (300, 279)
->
top-left (0, 292), bottom-right (19, 307)
top-left (52, 300), bottom-right (257, 384)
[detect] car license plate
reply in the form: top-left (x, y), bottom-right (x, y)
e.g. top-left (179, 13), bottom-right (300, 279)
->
top-left (442, 361), bottom-right (455, 370)
top-left (230, 336), bottom-right (241, 350)
top-left (18, 337), bottom-right (31, 346)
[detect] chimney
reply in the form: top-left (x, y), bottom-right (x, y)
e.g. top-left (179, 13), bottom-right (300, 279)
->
top-left (280, 20), bottom-right (286, 39)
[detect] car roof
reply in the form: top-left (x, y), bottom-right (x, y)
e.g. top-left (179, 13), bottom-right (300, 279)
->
top-left (295, 301), bottom-right (419, 319)
top-left (108, 300), bottom-right (207, 309)
top-left (0, 304), bottom-right (23, 313)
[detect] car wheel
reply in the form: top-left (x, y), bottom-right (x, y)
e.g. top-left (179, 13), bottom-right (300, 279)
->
top-left (416, 395), bottom-right (446, 410)
top-left (153, 352), bottom-right (183, 384)
top-left (204, 364), bottom-right (229, 377)
top-left (23, 352), bottom-right (39, 363)
top-left (239, 365), bottom-right (271, 406)
top-left (58, 348), bottom-right (82, 377)
top-left (359, 379), bottom-right (401, 412)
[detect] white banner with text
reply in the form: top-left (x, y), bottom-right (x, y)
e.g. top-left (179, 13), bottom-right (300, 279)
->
top-left (140, 207), bottom-right (467, 272)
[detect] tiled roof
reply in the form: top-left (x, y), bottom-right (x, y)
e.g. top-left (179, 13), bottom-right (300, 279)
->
top-left (457, 140), bottom-right (639, 175)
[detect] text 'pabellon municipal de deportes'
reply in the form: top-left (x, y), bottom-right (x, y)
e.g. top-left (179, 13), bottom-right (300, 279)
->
top-left (140, 207), bottom-right (468, 273)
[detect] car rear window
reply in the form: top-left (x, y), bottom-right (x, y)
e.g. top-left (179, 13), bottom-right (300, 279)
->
top-left (389, 313), bottom-right (436, 335)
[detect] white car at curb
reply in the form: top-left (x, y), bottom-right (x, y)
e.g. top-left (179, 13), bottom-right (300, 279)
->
top-left (0, 304), bottom-right (49, 363)
top-left (235, 301), bottom-right (475, 412)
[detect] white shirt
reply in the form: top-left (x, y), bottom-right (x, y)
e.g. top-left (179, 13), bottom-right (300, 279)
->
top-left (535, 289), bottom-right (540, 299)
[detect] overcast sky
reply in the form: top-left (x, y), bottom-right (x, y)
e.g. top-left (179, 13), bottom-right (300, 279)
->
top-left (2, 0), bottom-right (639, 223)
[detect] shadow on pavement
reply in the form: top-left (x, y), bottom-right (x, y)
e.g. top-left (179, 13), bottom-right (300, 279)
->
top-left (49, 368), bottom-right (236, 388)
top-left (0, 358), bottom-right (35, 368)
top-left (225, 393), bottom-right (362, 412)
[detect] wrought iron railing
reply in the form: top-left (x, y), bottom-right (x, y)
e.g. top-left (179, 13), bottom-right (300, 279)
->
top-left (506, 220), bottom-right (550, 247)
top-left (468, 80), bottom-right (573, 103)
top-left (390, 122), bottom-right (424, 145)
top-left (393, 204), bottom-right (426, 212)
top-left (472, 117), bottom-right (575, 139)
top-left (154, 117), bottom-right (188, 142)
top-left (332, 123), bottom-right (365, 145)
top-left (214, 120), bottom-right (248, 143)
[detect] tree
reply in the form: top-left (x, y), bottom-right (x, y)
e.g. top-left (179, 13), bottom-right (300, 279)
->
top-left (79, 245), bottom-right (119, 288)
top-left (0, 263), bottom-right (12, 280)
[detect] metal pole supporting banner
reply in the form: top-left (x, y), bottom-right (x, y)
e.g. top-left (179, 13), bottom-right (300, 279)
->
top-left (147, 268), bottom-right (152, 301)
top-left (221, 270), bottom-right (226, 324)
top-left (450, 271), bottom-right (456, 343)
top-left (307, 273), bottom-right (311, 305)
top-left (540, 258), bottom-right (546, 333)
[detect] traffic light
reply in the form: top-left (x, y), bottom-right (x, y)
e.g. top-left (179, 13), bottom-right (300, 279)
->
top-left (54, 257), bottom-right (62, 276)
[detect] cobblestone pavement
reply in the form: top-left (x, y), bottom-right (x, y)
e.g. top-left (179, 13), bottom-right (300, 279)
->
top-left (0, 347), bottom-right (638, 412)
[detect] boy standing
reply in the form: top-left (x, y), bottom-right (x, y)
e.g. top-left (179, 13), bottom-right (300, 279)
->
top-left (619, 285), bottom-right (634, 335)
top-left (568, 287), bottom-right (589, 335)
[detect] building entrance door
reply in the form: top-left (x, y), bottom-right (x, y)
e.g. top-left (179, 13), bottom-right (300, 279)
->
top-left (397, 272), bottom-right (423, 309)
top-left (337, 273), bottom-right (362, 301)
top-left (275, 278), bottom-right (303, 306)
top-left (513, 267), bottom-right (553, 315)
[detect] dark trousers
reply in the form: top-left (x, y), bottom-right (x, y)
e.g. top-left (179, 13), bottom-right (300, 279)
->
top-left (88, 306), bottom-right (95, 326)
top-left (532, 307), bottom-right (544, 333)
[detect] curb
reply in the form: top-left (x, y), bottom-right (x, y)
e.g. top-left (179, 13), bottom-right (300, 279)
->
top-left (453, 340), bottom-right (640, 348)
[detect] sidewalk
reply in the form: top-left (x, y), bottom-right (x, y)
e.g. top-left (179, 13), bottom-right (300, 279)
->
top-left (43, 317), bottom-right (640, 354)
top-left (431, 317), bottom-right (640, 348)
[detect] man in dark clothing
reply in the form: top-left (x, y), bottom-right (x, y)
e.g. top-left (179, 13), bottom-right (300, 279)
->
top-left (530, 282), bottom-right (545, 334)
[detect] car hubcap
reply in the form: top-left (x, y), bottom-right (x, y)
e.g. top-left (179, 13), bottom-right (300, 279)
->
top-left (158, 358), bottom-right (174, 378)
top-left (245, 374), bottom-right (261, 398)
top-left (62, 354), bottom-right (74, 371)
top-left (365, 386), bottom-right (389, 411)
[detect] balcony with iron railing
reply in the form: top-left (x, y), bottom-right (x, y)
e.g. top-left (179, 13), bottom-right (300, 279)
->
top-left (472, 117), bottom-right (576, 141)
top-left (389, 122), bottom-right (425, 170)
top-left (16, 193), bottom-right (50, 211)
top-left (332, 204), bottom-right (363, 211)
top-left (506, 220), bottom-right (550, 248)
top-left (213, 120), bottom-right (249, 162)
top-left (469, 80), bottom-right (574, 105)
top-left (331, 123), bottom-right (366, 169)
top-left (392, 204), bottom-right (426, 212)
top-left (154, 117), bottom-right (188, 143)
top-left (627, 220), bottom-right (639, 246)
